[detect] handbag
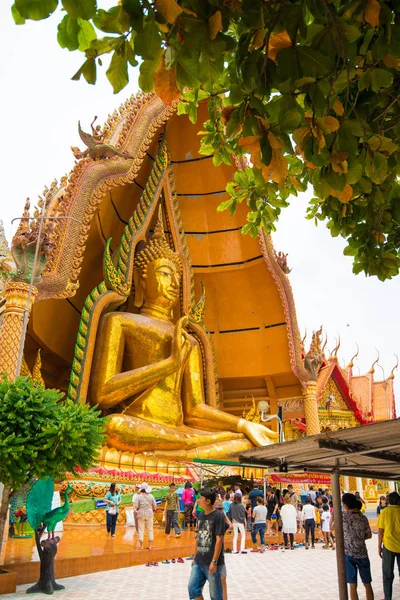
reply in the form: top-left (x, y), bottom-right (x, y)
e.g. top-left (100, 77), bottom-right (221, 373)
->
top-left (108, 505), bottom-right (117, 516)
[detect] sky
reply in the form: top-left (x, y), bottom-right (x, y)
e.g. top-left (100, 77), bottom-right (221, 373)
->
top-left (1, 3), bottom-right (399, 412)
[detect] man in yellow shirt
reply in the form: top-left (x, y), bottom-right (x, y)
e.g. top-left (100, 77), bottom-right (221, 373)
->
top-left (378, 491), bottom-right (400, 600)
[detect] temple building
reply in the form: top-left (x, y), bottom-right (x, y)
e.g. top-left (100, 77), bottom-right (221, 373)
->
top-left (0, 93), bottom-right (396, 507)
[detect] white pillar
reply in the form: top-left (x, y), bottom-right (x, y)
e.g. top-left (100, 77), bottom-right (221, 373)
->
top-left (343, 476), bottom-right (350, 492)
top-left (388, 481), bottom-right (396, 492)
top-left (356, 477), bottom-right (364, 497)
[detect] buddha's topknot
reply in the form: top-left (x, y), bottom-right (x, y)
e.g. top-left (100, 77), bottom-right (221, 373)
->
top-left (135, 209), bottom-right (182, 277)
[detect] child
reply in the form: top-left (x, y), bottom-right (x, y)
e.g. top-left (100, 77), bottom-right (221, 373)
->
top-left (314, 501), bottom-right (321, 538)
top-left (337, 493), bottom-right (373, 600)
top-left (222, 493), bottom-right (232, 515)
top-left (215, 503), bottom-right (232, 600)
top-left (297, 502), bottom-right (304, 534)
top-left (321, 503), bottom-right (335, 550)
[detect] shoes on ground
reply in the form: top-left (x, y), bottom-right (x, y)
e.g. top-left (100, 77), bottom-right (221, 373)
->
top-left (224, 548), bottom-right (232, 554)
top-left (177, 557), bottom-right (184, 563)
top-left (171, 558), bottom-right (176, 563)
top-left (241, 551), bottom-right (247, 554)
top-left (186, 555), bottom-right (194, 560)
top-left (162, 560), bottom-right (170, 564)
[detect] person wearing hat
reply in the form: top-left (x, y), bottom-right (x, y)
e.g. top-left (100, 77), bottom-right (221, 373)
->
top-left (134, 483), bottom-right (157, 550)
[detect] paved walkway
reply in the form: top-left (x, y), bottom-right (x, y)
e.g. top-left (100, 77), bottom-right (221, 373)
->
top-left (2, 538), bottom-right (398, 599)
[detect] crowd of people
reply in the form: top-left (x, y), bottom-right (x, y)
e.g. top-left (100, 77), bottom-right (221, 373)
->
top-left (102, 481), bottom-right (400, 600)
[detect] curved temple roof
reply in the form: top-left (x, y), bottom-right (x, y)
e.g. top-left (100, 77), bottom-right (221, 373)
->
top-left (15, 93), bottom-right (304, 406)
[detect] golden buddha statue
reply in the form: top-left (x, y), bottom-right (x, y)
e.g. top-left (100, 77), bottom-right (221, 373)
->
top-left (90, 215), bottom-right (277, 459)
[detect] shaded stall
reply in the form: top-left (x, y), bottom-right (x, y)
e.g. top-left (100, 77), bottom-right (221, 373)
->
top-left (231, 418), bottom-right (400, 600)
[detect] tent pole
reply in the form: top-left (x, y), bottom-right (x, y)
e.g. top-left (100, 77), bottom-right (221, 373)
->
top-left (332, 469), bottom-right (348, 600)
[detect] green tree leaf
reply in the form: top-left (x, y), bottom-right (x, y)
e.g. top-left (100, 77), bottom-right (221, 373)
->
top-left (106, 49), bottom-right (129, 93)
top-left (57, 15), bottom-right (80, 51)
top-left (85, 36), bottom-right (123, 59)
top-left (14, 0), bottom-right (58, 20)
top-left (77, 18), bottom-right (97, 51)
top-left (370, 68), bottom-right (393, 92)
top-left (279, 108), bottom-right (302, 133)
top-left (11, 4), bottom-right (26, 24)
top-left (135, 15), bottom-right (161, 60)
top-left (92, 7), bottom-right (126, 34)
top-left (72, 57), bottom-right (96, 84)
top-left (176, 54), bottom-right (201, 88)
top-left (62, 0), bottom-right (97, 20)
top-left (297, 46), bottom-right (332, 77)
top-left (341, 23), bottom-right (361, 43)
top-left (138, 47), bottom-right (162, 91)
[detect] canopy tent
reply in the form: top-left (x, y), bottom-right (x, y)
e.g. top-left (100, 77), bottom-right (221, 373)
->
top-left (231, 418), bottom-right (400, 600)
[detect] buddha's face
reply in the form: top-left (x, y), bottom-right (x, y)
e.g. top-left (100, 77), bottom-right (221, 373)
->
top-left (142, 257), bottom-right (181, 310)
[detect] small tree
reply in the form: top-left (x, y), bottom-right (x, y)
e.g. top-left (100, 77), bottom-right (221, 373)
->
top-left (0, 375), bottom-right (105, 553)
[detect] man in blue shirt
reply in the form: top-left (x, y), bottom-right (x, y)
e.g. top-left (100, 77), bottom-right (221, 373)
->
top-left (248, 484), bottom-right (264, 509)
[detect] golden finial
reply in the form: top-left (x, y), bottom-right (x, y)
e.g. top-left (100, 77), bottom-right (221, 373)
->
top-left (322, 333), bottom-right (328, 357)
top-left (19, 350), bottom-right (45, 386)
top-left (20, 354), bottom-right (31, 377)
top-left (301, 329), bottom-right (307, 353)
top-left (13, 198), bottom-right (31, 242)
top-left (329, 335), bottom-right (340, 360)
top-left (369, 348), bottom-right (380, 374)
top-left (153, 205), bottom-right (166, 242)
top-left (189, 281), bottom-right (206, 324)
top-left (23, 198), bottom-right (30, 217)
top-left (135, 205), bottom-right (182, 277)
top-left (347, 343), bottom-right (359, 369)
top-left (32, 349), bottom-right (45, 387)
top-left (388, 354), bottom-right (398, 380)
top-left (308, 326), bottom-right (323, 355)
top-left (333, 335), bottom-right (341, 358)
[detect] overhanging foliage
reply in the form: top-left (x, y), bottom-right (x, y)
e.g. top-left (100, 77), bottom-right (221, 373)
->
top-left (10, 0), bottom-right (400, 280)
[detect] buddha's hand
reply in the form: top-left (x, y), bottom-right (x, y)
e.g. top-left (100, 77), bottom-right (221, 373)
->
top-left (238, 419), bottom-right (277, 446)
top-left (171, 316), bottom-right (192, 370)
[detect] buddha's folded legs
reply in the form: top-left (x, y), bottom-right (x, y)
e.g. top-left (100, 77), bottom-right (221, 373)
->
top-left (152, 437), bottom-right (254, 460)
top-left (105, 413), bottom-right (250, 454)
